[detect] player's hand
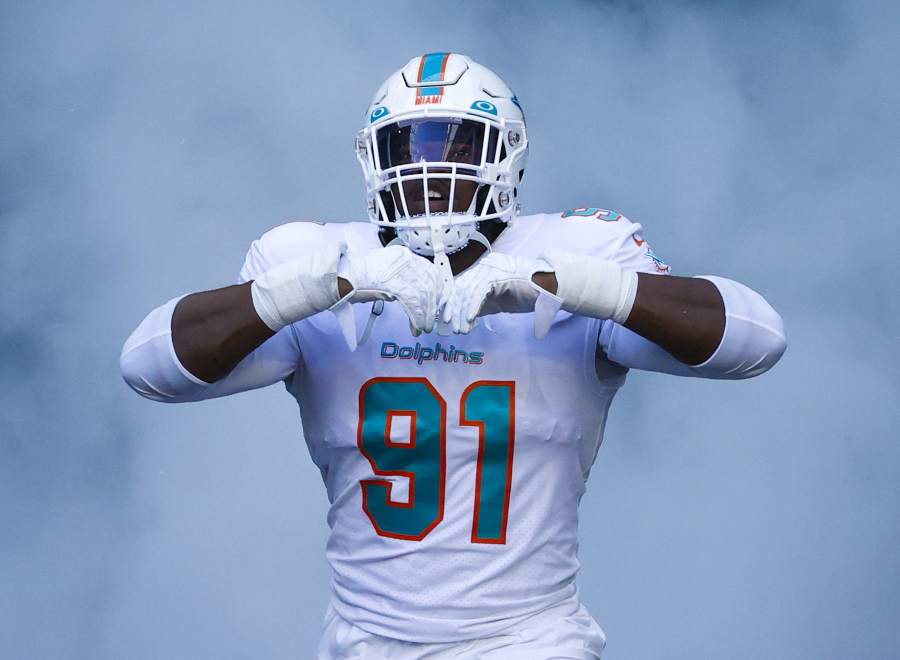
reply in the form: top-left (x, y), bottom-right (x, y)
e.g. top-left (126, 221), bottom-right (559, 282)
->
top-left (441, 252), bottom-right (561, 335)
top-left (339, 245), bottom-right (443, 337)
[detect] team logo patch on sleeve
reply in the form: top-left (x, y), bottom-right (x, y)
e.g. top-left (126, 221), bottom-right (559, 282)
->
top-left (644, 245), bottom-right (670, 273)
top-left (560, 207), bottom-right (622, 222)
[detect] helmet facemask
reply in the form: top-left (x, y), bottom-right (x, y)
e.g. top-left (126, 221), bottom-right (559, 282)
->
top-left (357, 111), bottom-right (525, 269)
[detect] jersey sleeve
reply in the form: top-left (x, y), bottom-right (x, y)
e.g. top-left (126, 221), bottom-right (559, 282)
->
top-left (549, 208), bottom-right (673, 275)
top-left (120, 221), bottom-right (335, 403)
top-left (237, 220), bottom-right (337, 283)
top-left (601, 216), bottom-right (672, 277)
top-left (120, 294), bottom-right (301, 402)
top-left (599, 276), bottom-right (786, 379)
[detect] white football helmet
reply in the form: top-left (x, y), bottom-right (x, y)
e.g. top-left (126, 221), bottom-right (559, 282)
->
top-left (356, 53), bottom-right (528, 273)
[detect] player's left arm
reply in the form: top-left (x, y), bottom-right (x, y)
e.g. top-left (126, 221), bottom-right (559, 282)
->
top-left (533, 270), bottom-right (726, 366)
top-left (534, 221), bottom-right (786, 378)
top-left (446, 213), bottom-right (785, 379)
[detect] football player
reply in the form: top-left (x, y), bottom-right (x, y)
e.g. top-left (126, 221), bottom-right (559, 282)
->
top-left (121, 53), bottom-right (786, 658)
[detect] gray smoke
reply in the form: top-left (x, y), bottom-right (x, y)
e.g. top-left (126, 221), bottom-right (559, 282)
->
top-left (1, 1), bottom-right (897, 658)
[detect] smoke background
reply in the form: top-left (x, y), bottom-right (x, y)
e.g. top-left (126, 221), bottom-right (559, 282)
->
top-left (2, 0), bottom-right (897, 657)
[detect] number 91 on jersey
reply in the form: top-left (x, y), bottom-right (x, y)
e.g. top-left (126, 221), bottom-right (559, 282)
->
top-left (357, 377), bottom-right (516, 544)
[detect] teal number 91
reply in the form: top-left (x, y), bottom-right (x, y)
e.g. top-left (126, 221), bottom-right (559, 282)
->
top-left (357, 377), bottom-right (515, 544)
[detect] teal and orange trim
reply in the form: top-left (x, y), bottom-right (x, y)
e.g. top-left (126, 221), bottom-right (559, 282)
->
top-left (415, 52), bottom-right (451, 105)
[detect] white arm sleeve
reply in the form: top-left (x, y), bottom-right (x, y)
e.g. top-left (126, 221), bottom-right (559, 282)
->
top-left (119, 295), bottom-right (301, 402)
top-left (119, 222), bottom-right (342, 402)
top-left (600, 275), bottom-right (786, 380)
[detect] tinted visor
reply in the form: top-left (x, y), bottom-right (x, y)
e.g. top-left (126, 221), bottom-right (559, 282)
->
top-left (376, 118), bottom-right (496, 170)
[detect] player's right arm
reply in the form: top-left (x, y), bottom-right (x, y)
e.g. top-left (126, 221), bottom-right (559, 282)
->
top-left (120, 222), bottom-right (441, 403)
top-left (119, 223), bottom-right (347, 402)
top-left (170, 275), bottom-right (353, 383)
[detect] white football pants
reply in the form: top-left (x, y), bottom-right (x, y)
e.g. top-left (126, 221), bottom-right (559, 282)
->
top-left (317, 598), bottom-right (606, 659)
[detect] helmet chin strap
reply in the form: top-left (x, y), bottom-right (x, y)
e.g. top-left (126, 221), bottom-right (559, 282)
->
top-left (428, 216), bottom-right (454, 336)
top-left (467, 229), bottom-right (493, 253)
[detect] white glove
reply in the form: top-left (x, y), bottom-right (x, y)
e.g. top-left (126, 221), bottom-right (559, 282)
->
top-left (541, 249), bottom-right (638, 324)
top-left (250, 241), bottom-right (344, 332)
top-left (334, 245), bottom-right (444, 347)
top-left (441, 252), bottom-right (562, 336)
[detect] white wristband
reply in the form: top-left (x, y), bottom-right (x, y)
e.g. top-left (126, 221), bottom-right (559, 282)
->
top-left (250, 241), bottom-right (345, 331)
top-left (542, 250), bottom-right (639, 324)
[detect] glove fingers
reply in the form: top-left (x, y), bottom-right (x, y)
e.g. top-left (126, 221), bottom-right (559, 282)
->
top-left (441, 298), bottom-right (453, 325)
top-left (457, 290), bottom-right (476, 334)
top-left (397, 297), bottom-right (423, 337)
top-left (441, 275), bottom-right (458, 325)
top-left (466, 282), bottom-right (489, 324)
top-left (423, 282), bottom-right (436, 334)
top-left (413, 300), bottom-right (426, 336)
top-left (432, 268), bottom-right (447, 332)
top-left (451, 291), bottom-right (464, 334)
top-left (439, 274), bottom-right (453, 325)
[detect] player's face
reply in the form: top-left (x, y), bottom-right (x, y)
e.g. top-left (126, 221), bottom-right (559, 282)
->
top-left (375, 118), bottom-right (500, 218)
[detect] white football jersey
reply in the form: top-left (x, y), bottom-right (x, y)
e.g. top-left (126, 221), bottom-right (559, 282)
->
top-left (235, 209), bottom-right (672, 643)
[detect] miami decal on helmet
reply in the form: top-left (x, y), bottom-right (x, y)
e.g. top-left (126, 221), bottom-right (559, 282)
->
top-left (415, 52), bottom-right (450, 105)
